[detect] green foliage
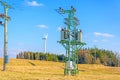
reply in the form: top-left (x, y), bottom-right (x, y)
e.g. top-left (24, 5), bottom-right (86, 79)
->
top-left (16, 48), bottom-right (120, 67)
top-left (84, 53), bottom-right (94, 64)
top-left (16, 52), bottom-right (58, 62)
top-left (78, 48), bottom-right (120, 67)
top-left (57, 54), bottom-right (65, 62)
top-left (46, 53), bottom-right (58, 61)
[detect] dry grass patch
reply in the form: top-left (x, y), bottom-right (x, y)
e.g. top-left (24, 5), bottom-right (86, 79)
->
top-left (0, 58), bottom-right (120, 80)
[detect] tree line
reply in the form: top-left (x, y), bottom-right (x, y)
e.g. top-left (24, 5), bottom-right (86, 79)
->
top-left (16, 48), bottom-right (120, 67)
top-left (78, 48), bottom-right (120, 67)
top-left (16, 52), bottom-right (64, 62)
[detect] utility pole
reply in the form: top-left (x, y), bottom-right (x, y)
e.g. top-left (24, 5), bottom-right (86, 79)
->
top-left (56, 6), bottom-right (86, 76)
top-left (0, 0), bottom-right (12, 71)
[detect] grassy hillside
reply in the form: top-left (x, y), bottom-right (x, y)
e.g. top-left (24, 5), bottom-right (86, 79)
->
top-left (0, 58), bottom-right (120, 80)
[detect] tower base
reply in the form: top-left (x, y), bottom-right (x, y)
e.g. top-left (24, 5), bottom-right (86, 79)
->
top-left (64, 68), bottom-right (79, 76)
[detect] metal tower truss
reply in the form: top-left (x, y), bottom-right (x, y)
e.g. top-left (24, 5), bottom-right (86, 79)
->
top-left (57, 6), bottom-right (86, 76)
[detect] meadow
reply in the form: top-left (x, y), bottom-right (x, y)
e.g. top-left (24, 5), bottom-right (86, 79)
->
top-left (0, 58), bottom-right (120, 80)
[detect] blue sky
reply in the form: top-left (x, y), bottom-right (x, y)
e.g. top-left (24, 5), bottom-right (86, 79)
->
top-left (0, 0), bottom-right (120, 58)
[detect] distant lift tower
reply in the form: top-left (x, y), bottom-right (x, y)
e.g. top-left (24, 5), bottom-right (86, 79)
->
top-left (0, 0), bottom-right (12, 71)
top-left (42, 34), bottom-right (48, 53)
top-left (56, 6), bottom-right (86, 76)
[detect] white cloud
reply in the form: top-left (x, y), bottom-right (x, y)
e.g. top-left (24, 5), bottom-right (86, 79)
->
top-left (37, 25), bottom-right (48, 29)
top-left (101, 39), bottom-right (108, 42)
top-left (93, 39), bottom-right (108, 43)
top-left (17, 42), bottom-right (24, 46)
top-left (27, 1), bottom-right (44, 7)
top-left (57, 27), bottom-right (62, 31)
top-left (8, 48), bottom-right (24, 58)
top-left (0, 48), bottom-right (24, 58)
top-left (93, 40), bottom-right (98, 42)
top-left (94, 32), bottom-right (114, 38)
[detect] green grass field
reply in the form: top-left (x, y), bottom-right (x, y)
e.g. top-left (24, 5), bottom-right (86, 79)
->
top-left (0, 58), bottom-right (120, 80)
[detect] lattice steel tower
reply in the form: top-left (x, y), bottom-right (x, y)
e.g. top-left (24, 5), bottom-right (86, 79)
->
top-left (56, 6), bottom-right (86, 76)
